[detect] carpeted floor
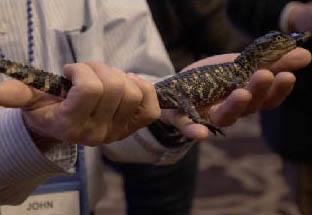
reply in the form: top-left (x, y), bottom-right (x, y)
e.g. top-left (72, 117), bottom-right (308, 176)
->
top-left (97, 114), bottom-right (301, 215)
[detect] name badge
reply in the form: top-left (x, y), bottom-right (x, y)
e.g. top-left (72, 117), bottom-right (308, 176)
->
top-left (1, 191), bottom-right (80, 215)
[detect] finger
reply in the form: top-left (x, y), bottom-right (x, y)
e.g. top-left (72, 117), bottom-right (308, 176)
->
top-left (179, 123), bottom-right (210, 140)
top-left (209, 89), bottom-right (252, 127)
top-left (113, 74), bottom-right (143, 124)
top-left (59, 63), bottom-right (103, 122)
top-left (242, 70), bottom-right (274, 115)
top-left (84, 62), bottom-right (125, 122)
top-left (0, 80), bottom-right (37, 107)
top-left (262, 72), bottom-right (296, 109)
top-left (127, 73), bottom-right (161, 126)
top-left (160, 109), bottom-right (209, 140)
top-left (0, 80), bottom-right (58, 109)
top-left (181, 48), bottom-right (311, 74)
top-left (181, 54), bottom-right (239, 72)
top-left (270, 48), bottom-right (311, 73)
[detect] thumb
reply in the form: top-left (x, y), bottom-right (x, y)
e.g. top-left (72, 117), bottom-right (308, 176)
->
top-left (0, 80), bottom-right (41, 108)
top-left (161, 109), bottom-right (210, 140)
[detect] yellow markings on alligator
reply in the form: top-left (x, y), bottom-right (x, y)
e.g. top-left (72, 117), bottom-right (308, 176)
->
top-left (25, 72), bottom-right (35, 84)
top-left (44, 77), bottom-right (50, 92)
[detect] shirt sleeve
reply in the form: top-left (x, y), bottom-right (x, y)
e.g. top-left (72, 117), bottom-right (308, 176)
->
top-left (0, 108), bottom-right (77, 205)
top-left (101, 126), bottom-right (197, 166)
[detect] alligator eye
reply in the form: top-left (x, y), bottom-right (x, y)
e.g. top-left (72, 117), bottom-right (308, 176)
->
top-left (275, 36), bottom-right (283, 40)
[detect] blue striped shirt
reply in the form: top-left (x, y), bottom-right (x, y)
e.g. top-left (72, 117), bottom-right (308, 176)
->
top-left (0, 0), bottom-right (194, 206)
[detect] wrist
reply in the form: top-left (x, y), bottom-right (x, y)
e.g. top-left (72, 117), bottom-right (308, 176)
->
top-left (27, 128), bottom-right (60, 152)
top-left (22, 112), bottom-right (60, 152)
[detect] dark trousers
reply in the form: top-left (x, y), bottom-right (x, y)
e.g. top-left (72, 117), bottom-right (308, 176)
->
top-left (261, 62), bottom-right (312, 215)
top-left (103, 144), bottom-right (199, 215)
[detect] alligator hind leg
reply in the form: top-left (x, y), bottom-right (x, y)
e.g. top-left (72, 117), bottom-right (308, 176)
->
top-left (163, 88), bottom-right (225, 136)
top-left (179, 98), bottom-right (225, 136)
top-left (187, 106), bottom-right (225, 136)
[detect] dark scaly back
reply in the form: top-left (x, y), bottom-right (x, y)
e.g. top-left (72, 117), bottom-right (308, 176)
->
top-left (156, 31), bottom-right (309, 109)
top-left (0, 31), bottom-right (310, 108)
top-left (234, 31), bottom-right (298, 80)
top-left (155, 61), bottom-right (239, 108)
top-left (0, 59), bottom-right (71, 98)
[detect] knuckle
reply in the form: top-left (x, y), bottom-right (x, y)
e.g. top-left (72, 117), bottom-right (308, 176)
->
top-left (106, 75), bottom-right (126, 94)
top-left (128, 87), bottom-right (143, 105)
top-left (79, 80), bottom-right (103, 97)
top-left (139, 81), bottom-right (157, 97)
top-left (147, 107), bottom-right (161, 122)
top-left (144, 82), bottom-right (156, 93)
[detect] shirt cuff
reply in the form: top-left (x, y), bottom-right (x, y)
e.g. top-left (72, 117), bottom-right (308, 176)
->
top-left (0, 108), bottom-right (76, 184)
top-left (101, 125), bottom-right (196, 166)
top-left (279, 1), bottom-right (301, 33)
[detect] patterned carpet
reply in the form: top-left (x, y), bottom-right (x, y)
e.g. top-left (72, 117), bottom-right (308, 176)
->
top-left (97, 114), bottom-right (301, 215)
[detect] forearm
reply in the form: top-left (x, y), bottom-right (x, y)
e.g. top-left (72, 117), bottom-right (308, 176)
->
top-left (0, 108), bottom-right (76, 206)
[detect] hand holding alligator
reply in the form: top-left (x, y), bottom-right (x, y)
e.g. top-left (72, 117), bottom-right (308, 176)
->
top-left (161, 47), bottom-right (311, 140)
top-left (0, 62), bottom-right (161, 146)
top-left (0, 31), bottom-right (311, 143)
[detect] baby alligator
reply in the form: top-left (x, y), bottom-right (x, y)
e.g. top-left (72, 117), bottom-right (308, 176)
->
top-left (0, 31), bottom-right (311, 135)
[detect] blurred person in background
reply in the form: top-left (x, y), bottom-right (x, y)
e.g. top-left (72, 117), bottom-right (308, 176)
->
top-left (226, 1), bottom-right (312, 214)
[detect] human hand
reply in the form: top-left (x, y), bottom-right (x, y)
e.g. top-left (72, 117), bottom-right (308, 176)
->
top-left (287, 2), bottom-right (312, 32)
top-left (160, 48), bottom-right (311, 140)
top-left (0, 62), bottom-right (160, 146)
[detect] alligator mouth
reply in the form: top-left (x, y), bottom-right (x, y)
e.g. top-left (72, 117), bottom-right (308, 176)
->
top-left (284, 42), bottom-right (297, 52)
top-left (291, 32), bottom-right (312, 46)
top-left (259, 41), bottom-right (297, 65)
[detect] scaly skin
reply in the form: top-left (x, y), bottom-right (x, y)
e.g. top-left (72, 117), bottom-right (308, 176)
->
top-left (0, 60), bottom-right (71, 97)
top-left (155, 31), bottom-right (311, 135)
top-left (0, 31), bottom-right (311, 135)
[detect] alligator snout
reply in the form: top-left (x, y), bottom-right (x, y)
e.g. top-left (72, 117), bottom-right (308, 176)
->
top-left (291, 32), bottom-right (312, 46)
